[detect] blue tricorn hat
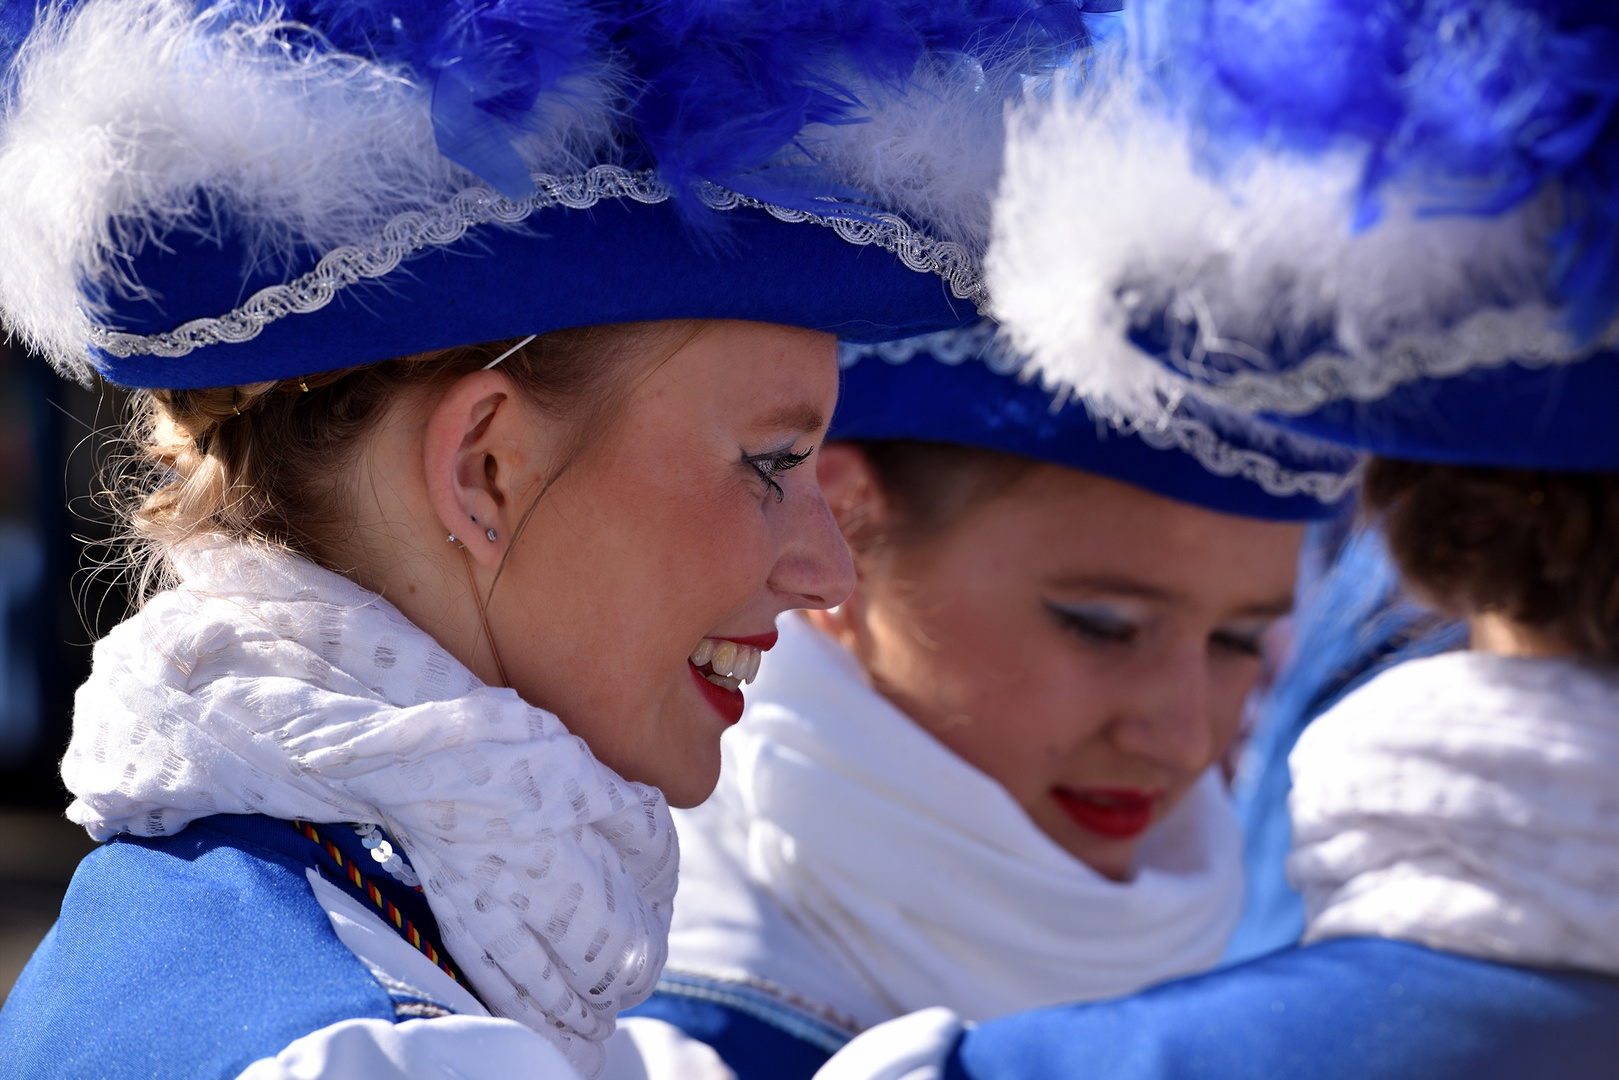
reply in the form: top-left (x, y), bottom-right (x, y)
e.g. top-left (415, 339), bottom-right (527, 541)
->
top-left (833, 322), bottom-right (1359, 521)
top-left (988, 0), bottom-right (1619, 470)
top-left (0, 0), bottom-right (1117, 390)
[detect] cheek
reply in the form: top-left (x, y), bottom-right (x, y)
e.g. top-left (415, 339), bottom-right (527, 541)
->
top-left (921, 631), bottom-right (1113, 801)
top-left (1209, 658), bottom-right (1265, 743)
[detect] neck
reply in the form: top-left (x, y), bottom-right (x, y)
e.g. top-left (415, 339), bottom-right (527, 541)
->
top-left (1469, 612), bottom-right (1572, 659)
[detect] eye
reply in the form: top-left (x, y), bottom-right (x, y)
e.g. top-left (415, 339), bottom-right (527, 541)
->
top-left (741, 445), bottom-right (813, 503)
top-left (1045, 601), bottom-right (1138, 647)
top-left (1210, 626), bottom-right (1267, 658)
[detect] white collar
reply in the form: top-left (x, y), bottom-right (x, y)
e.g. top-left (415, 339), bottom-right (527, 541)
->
top-left (668, 613), bottom-right (1244, 1026)
top-left (63, 539), bottom-right (678, 1077)
top-left (1291, 650), bottom-right (1619, 975)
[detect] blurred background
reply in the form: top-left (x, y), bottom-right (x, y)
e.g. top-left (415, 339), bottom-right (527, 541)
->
top-left (0, 341), bottom-right (126, 1002)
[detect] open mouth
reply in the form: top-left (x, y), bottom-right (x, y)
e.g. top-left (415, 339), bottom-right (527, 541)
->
top-left (1052, 787), bottom-right (1161, 840)
top-left (687, 638), bottom-right (763, 691)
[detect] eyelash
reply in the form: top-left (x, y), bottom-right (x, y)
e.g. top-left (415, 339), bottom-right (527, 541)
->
top-left (1211, 630), bottom-right (1266, 658)
top-left (1046, 603), bottom-right (1137, 647)
top-left (1048, 603), bottom-right (1269, 658)
top-left (743, 446), bottom-right (813, 502)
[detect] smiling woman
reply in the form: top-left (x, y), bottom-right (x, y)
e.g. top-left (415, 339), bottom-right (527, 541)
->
top-left (632, 324), bottom-right (1357, 1079)
top-left (0, 2), bottom-right (1112, 1078)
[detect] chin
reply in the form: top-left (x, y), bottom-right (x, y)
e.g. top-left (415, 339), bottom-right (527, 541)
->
top-left (658, 759), bottom-right (723, 809)
top-left (645, 726), bottom-right (725, 809)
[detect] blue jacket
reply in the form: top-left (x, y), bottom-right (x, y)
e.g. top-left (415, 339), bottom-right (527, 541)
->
top-left (0, 815), bottom-right (458, 1080)
top-left (946, 937), bottom-right (1619, 1080)
top-left (633, 938), bottom-right (1619, 1080)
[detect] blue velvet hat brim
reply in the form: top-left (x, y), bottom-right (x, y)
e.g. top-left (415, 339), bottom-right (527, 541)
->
top-left (1270, 352), bottom-right (1619, 471)
top-left (91, 197), bottom-right (980, 389)
top-left (831, 351), bottom-right (1353, 522)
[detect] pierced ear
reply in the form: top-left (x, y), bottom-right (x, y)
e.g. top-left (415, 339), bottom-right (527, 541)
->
top-left (815, 442), bottom-right (889, 543)
top-left (423, 370), bottom-right (537, 569)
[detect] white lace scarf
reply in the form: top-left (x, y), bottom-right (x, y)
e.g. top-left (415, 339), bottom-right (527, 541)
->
top-left (668, 614), bottom-right (1245, 1026)
top-left (63, 540), bottom-right (679, 1078)
top-left (1290, 651), bottom-right (1619, 974)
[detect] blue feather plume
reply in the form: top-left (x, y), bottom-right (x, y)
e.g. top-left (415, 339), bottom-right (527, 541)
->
top-left (1148, 0), bottom-right (1619, 341)
top-left (262, 0), bottom-right (1110, 212)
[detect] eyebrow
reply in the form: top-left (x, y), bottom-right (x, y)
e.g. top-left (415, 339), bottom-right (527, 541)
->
top-left (752, 402), bottom-right (827, 436)
top-left (1046, 573), bottom-right (1294, 618)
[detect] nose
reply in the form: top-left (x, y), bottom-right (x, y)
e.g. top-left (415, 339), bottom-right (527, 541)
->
top-left (1112, 647), bottom-right (1218, 776)
top-left (767, 477), bottom-right (856, 610)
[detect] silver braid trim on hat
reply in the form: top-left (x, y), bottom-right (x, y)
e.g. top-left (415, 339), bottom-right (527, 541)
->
top-left (86, 166), bottom-right (987, 360)
top-left (840, 323), bottom-right (1360, 505)
top-left (1152, 300), bottom-right (1617, 417)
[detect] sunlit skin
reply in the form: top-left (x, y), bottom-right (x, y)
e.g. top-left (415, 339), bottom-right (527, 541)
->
top-left (810, 446), bottom-right (1304, 880)
top-left (330, 320), bottom-right (854, 808)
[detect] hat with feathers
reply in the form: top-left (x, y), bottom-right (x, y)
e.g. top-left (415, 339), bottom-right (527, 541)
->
top-left (988, 0), bottom-right (1619, 470)
top-left (0, 0), bottom-right (1116, 389)
top-left (834, 321), bottom-right (1359, 520)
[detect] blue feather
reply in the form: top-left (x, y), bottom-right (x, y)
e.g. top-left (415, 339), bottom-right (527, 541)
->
top-left (1148, 0), bottom-right (1619, 343)
top-left (252, 0), bottom-right (1107, 214)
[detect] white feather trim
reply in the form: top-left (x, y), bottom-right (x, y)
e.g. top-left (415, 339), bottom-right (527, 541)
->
top-left (803, 54), bottom-right (1026, 256)
top-left (0, 0), bottom-right (1023, 384)
top-left (0, 0), bottom-right (619, 380)
top-left (987, 70), bottom-right (1592, 420)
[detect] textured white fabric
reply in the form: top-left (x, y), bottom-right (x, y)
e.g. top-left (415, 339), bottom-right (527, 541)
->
top-left (233, 1015), bottom-right (582, 1080)
top-left (668, 613), bottom-right (1244, 1027)
top-left (600, 1018), bottom-right (738, 1080)
top-left (810, 1008), bottom-right (962, 1080)
top-left (64, 540), bottom-right (679, 1077)
top-left (1290, 651), bottom-right (1619, 974)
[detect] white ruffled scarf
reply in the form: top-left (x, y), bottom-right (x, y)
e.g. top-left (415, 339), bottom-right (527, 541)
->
top-left (1290, 651), bottom-right (1619, 975)
top-left (668, 613), bottom-right (1245, 1027)
top-left (63, 540), bottom-right (679, 1077)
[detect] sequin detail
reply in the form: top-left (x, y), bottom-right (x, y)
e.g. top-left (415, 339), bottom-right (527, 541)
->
top-left (293, 820), bottom-right (465, 987)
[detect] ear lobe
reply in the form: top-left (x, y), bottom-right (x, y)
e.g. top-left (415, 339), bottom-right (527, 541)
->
top-left (423, 370), bottom-right (539, 569)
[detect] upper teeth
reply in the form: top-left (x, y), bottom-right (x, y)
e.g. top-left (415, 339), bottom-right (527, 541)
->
top-left (690, 638), bottom-right (763, 684)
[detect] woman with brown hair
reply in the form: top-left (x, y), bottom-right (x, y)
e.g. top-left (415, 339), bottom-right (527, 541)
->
top-left (815, 0), bottom-right (1619, 1074)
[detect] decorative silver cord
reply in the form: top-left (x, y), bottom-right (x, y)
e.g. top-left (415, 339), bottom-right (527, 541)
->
top-left (86, 166), bottom-right (986, 361)
top-left (1154, 300), bottom-right (1616, 417)
top-left (841, 323), bottom-right (1360, 504)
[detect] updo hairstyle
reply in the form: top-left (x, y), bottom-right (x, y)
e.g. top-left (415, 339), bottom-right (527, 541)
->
top-left (124, 321), bottom-right (697, 595)
top-left (1363, 458), bottom-right (1619, 661)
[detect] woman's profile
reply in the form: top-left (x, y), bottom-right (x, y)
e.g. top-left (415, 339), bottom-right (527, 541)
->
top-left (0, 2), bottom-right (1107, 1078)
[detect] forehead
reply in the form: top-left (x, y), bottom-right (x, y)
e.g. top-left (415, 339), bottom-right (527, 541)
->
top-left (634, 321), bottom-right (837, 418)
top-left (964, 464), bottom-right (1304, 605)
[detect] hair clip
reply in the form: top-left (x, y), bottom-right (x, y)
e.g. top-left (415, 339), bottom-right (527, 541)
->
top-left (482, 334), bottom-right (537, 371)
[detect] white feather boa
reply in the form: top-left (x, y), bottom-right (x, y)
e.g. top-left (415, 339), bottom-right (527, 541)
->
top-left (62, 539), bottom-right (679, 1079)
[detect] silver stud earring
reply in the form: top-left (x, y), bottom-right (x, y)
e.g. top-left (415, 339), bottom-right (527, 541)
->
top-left (485, 528), bottom-right (498, 542)
top-left (446, 533), bottom-right (457, 544)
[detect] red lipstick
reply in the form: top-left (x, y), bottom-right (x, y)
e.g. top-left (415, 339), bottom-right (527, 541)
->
top-left (1052, 788), bottom-right (1160, 840)
top-left (709, 630), bottom-right (780, 651)
top-left (689, 662), bottom-right (745, 725)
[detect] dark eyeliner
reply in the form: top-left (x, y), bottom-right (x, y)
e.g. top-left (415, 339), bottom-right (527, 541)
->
top-left (1044, 601), bottom-right (1137, 646)
top-left (742, 445), bottom-right (813, 502)
top-left (1211, 628), bottom-right (1266, 657)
